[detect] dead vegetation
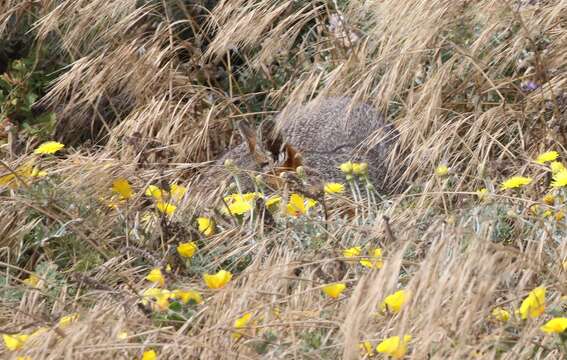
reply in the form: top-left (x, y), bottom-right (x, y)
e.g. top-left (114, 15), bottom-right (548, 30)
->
top-left (1, 0), bottom-right (567, 359)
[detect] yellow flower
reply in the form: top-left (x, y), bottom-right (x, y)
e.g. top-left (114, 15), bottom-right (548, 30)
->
top-left (519, 287), bottom-right (545, 319)
top-left (551, 169), bottom-right (567, 187)
top-left (491, 307), bottom-right (510, 322)
top-left (265, 195), bottom-right (281, 207)
top-left (172, 289), bottom-right (203, 304)
top-left (197, 217), bottom-right (215, 236)
top-left (232, 313), bottom-right (253, 340)
top-left (156, 202), bottom-right (176, 217)
top-left (145, 268), bottom-right (165, 287)
top-left (2, 333), bottom-right (29, 351)
top-left (343, 246), bottom-right (361, 258)
top-left (111, 178), bottom-right (133, 200)
top-left (142, 349), bottom-right (157, 360)
top-left (22, 274), bottom-right (40, 288)
top-left (142, 288), bottom-right (172, 312)
top-left (224, 199), bottom-right (253, 215)
top-left (324, 182), bottom-right (345, 194)
top-left (352, 162), bottom-right (368, 176)
top-left (543, 194), bottom-right (555, 205)
top-left (203, 270), bottom-right (232, 289)
top-left (360, 248), bottom-right (383, 269)
top-left (541, 317), bottom-right (567, 334)
top-left (536, 151), bottom-right (559, 164)
top-left (145, 185), bottom-right (167, 201)
top-left (322, 283), bottom-right (346, 299)
top-left (286, 193), bottom-right (317, 217)
top-left (359, 341), bottom-right (374, 357)
top-left (476, 188), bottom-right (489, 201)
top-left (339, 161), bottom-right (353, 174)
top-left (224, 192), bottom-right (261, 203)
top-left (500, 176), bottom-right (532, 190)
top-left (177, 242), bottom-right (197, 258)
top-left (33, 141), bottom-right (65, 155)
top-left (435, 165), bottom-right (449, 177)
top-left (58, 313), bottom-right (79, 328)
top-left (550, 161), bottom-right (566, 174)
top-left (376, 335), bottom-right (412, 359)
top-left (16, 356), bottom-right (32, 360)
top-left (381, 290), bottom-right (408, 314)
top-left (556, 211), bottom-right (565, 221)
top-left (170, 184), bottom-right (187, 201)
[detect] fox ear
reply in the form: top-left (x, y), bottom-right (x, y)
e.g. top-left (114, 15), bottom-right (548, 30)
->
top-left (281, 143), bottom-right (303, 170)
top-left (237, 121), bottom-right (270, 165)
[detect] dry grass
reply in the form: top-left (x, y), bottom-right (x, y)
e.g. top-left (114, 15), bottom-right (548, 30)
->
top-left (1, 0), bottom-right (567, 359)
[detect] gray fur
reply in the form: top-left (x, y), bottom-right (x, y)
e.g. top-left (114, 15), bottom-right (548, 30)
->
top-left (216, 97), bottom-right (397, 192)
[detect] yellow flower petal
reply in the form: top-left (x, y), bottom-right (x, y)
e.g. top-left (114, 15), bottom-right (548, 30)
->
top-left (500, 176), bottom-right (532, 190)
top-left (342, 246), bottom-right (361, 258)
top-left (224, 200), bottom-right (253, 215)
top-left (381, 290), bottom-right (408, 314)
top-left (519, 287), bottom-right (545, 319)
top-left (551, 169), bottom-right (567, 188)
top-left (324, 182), bottom-right (345, 194)
top-left (435, 165), bottom-right (449, 177)
top-left (352, 162), bottom-right (368, 176)
top-left (33, 141), bottom-right (65, 155)
top-left (145, 185), bottom-right (167, 201)
top-left (112, 178), bottom-right (133, 200)
top-left (172, 289), bottom-right (203, 304)
top-left (286, 193), bottom-right (317, 217)
top-left (156, 202), bottom-right (176, 217)
top-left (491, 307), bottom-right (510, 322)
top-left (58, 313), bottom-right (79, 328)
top-left (542, 194), bottom-right (555, 205)
top-left (360, 248), bottom-right (383, 269)
top-left (145, 268), bottom-right (165, 287)
top-left (142, 349), bottom-right (157, 360)
top-left (22, 274), bottom-right (40, 288)
top-left (536, 151), bottom-right (559, 164)
top-left (177, 242), bottom-right (197, 258)
top-left (376, 335), bottom-right (412, 359)
top-left (541, 317), bottom-right (567, 334)
top-left (322, 283), bottom-right (346, 299)
top-left (339, 161), bottom-right (353, 174)
top-left (224, 192), bottom-right (261, 203)
top-left (265, 195), bottom-right (281, 207)
top-left (203, 270), bottom-right (232, 289)
top-left (170, 184), bottom-right (187, 201)
top-left (550, 161), bottom-right (566, 174)
top-left (359, 341), bottom-right (374, 357)
top-left (232, 313), bottom-right (253, 340)
top-left (476, 188), bottom-right (489, 201)
top-left (197, 217), bottom-right (215, 236)
top-left (2, 333), bottom-right (29, 351)
top-left (142, 288), bottom-right (172, 311)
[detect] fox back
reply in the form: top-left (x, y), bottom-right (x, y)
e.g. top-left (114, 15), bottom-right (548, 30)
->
top-left (217, 97), bottom-right (397, 192)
